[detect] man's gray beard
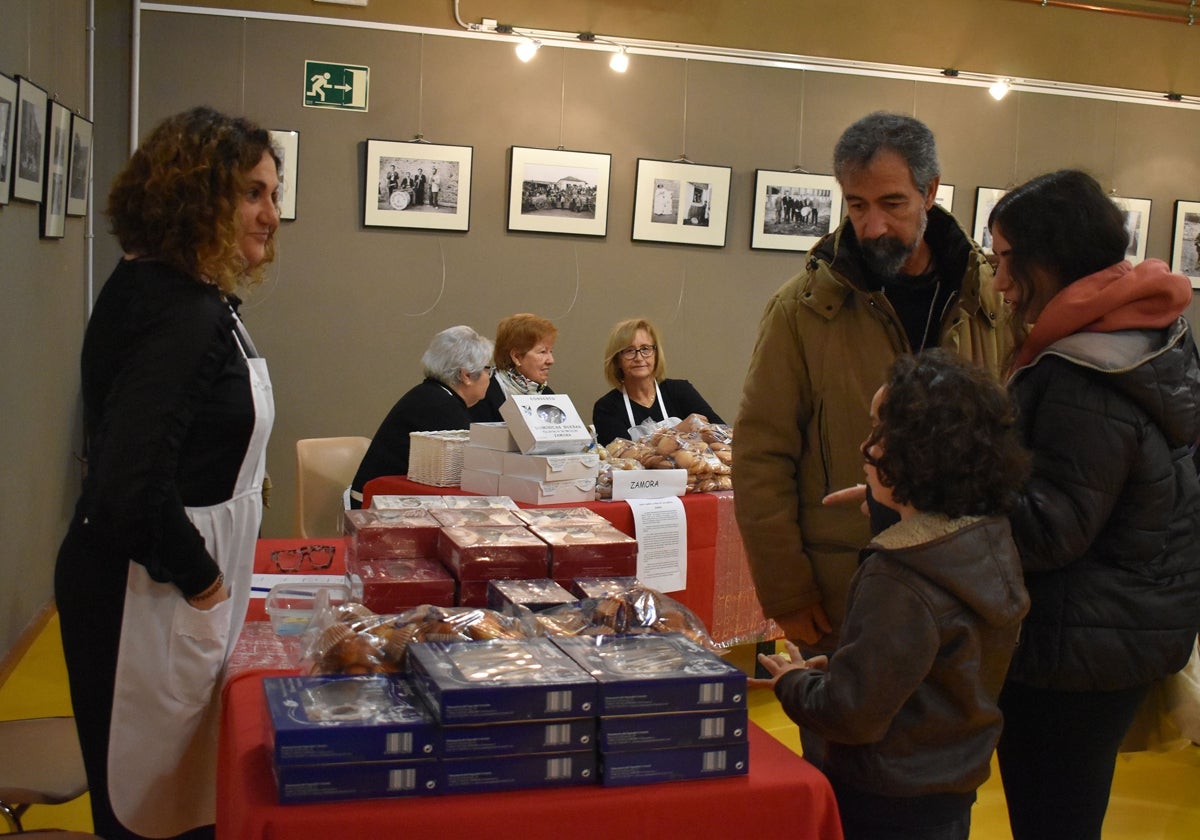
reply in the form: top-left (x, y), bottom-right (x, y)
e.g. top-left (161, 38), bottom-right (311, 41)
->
top-left (860, 209), bottom-right (929, 279)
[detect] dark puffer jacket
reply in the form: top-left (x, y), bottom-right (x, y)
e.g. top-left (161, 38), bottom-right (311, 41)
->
top-left (1007, 318), bottom-right (1200, 691)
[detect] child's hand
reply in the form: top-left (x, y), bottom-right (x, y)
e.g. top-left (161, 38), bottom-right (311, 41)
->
top-left (822, 483), bottom-right (868, 515)
top-left (748, 640), bottom-right (812, 689)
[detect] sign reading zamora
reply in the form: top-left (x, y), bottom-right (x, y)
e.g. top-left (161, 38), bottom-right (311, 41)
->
top-left (304, 60), bottom-right (369, 111)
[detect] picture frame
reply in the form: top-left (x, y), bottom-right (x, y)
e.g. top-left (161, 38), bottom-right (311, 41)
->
top-left (935, 183), bottom-right (955, 214)
top-left (269, 129), bottom-right (299, 221)
top-left (507, 146), bottom-right (610, 237)
top-left (1111, 194), bottom-right (1152, 265)
top-left (1170, 200), bottom-right (1200, 288)
top-left (632, 158), bottom-right (732, 247)
top-left (40, 99), bottom-right (70, 239)
top-left (750, 169), bottom-right (842, 252)
top-left (0, 73), bottom-right (18, 204)
top-left (11, 76), bottom-right (48, 203)
top-left (66, 112), bottom-right (93, 217)
top-left (364, 138), bottom-right (473, 232)
top-left (972, 187), bottom-right (1006, 253)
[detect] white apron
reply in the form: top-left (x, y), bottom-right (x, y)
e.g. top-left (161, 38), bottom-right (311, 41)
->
top-left (108, 316), bottom-right (273, 837)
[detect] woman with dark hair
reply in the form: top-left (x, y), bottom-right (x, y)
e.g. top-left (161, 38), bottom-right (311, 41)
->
top-left (468, 312), bottom-right (557, 422)
top-left (592, 317), bottom-right (723, 446)
top-left (989, 169), bottom-right (1200, 840)
top-left (55, 106), bottom-right (281, 839)
top-left (755, 349), bottom-right (1030, 840)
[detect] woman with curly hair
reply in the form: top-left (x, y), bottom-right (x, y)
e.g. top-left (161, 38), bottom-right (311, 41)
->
top-left (753, 349), bottom-right (1031, 840)
top-left (55, 106), bottom-right (281, 840)
top-left (989, 170), bottom-right (1200, 840)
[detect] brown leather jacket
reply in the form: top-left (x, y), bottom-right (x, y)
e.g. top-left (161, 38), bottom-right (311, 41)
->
top-left (735, 206), bottom-right (1011, 647)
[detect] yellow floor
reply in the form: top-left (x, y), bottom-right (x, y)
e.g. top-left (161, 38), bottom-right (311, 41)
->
top-left (2, 621), bottom-right (1199, 836)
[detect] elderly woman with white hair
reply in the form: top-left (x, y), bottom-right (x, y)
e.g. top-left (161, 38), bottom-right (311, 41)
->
top-left (350, 325), bottom-right (494, 505)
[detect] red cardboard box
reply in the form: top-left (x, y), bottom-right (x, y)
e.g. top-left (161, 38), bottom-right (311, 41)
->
top-left (348, 556), bottom-right (457, 613)
top-left (344, 509), bottom-right (441, 563)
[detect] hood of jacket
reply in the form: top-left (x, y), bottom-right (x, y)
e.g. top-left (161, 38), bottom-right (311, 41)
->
top-left (1014, 317), bottom-right (1200, 450)
top-left (804, 203), bottom-right (998, 329)
top-left (865, 513), bottom-right (1029, 628)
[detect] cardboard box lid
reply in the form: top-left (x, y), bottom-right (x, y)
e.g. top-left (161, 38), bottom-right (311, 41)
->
top-left (499, 394), bottom-right (593, 455)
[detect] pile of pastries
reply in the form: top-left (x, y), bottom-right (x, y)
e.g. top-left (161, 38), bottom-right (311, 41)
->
top-left (304, 584), bottom-right (717, 676)
top-left (596, 414), bottom-right (733, 497)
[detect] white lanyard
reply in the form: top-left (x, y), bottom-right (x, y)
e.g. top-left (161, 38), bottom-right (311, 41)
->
top-left (622, 382), bottom-right (668, 430)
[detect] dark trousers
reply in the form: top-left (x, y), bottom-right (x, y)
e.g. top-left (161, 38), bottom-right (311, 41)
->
top-left (997, 680), bottom-right (1150, 840)
top-left (55, 524), bottom-right (215, 840)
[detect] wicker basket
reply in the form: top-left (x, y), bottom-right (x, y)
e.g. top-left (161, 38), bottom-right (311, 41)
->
top-left (407, 430), bottom-right (471, 486)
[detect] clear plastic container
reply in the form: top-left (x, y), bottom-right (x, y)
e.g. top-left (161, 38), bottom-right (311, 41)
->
top-left (265, 582), bottom-right (351, 636)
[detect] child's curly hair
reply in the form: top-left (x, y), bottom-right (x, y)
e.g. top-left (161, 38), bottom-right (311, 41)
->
top-left (107, 106), bottom-right (280, 294)
top-left (864, 349), bottom-right (1029, 518)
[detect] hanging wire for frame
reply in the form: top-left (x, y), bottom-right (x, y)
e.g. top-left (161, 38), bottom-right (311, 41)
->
top-left (675, 60), bottom-right (692, 163)
top-left (413, 35), bottom-right (431, 143)
top-left (546, 245), bottom-right (582, 321)
top-left (558, 48), bottom-right (567, 150)
top-left (791, 71), bottom-right (809, 173)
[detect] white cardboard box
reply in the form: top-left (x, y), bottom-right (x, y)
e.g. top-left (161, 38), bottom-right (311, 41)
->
top-left (499, 394), bottom-right (592, 456)
top-left (463, 445), bottom-right (507, 473)
top-left (498, 474), bottom-right (596, 505)
top-left (502, 451), bottom-right (600, 483)
top-left (459, 468), bottom-right (502, 496)
top-left (469, 422), bottom-right (519, 452)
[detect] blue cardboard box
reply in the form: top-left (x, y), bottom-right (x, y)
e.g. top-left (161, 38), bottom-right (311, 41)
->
top-left (599, 741), bottom-right (750, 787)
top-left (441, 717), bottom-right (595, 757)
top-left (406, 637), bottom-right (597, 724)
top-left (439, 750), bottom-right (597, 794)
top-left (551, 633), bottom-right (747, 715)
top-left (273, 757), bottom-right (438, 803)
top-left (597, 707), bottom-right (749, 752)
top-left (263, 674), bottom-right (439, 766)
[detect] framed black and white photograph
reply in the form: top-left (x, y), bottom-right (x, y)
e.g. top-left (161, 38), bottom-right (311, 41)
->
top-left (632, 158), bottom-right (732, 247)
top-left (363, 139), bottom-right (473, 232)
top-left (269, 129), bottom-right (299, 221)
top-left (507, 146), bottom-right (610, 237)
top-left (0, 73), bottom-right (18, 204)
top-left (1111, 195), bottom-right (1152, 265)
top-left (12, 76), bottom-right (48, 203)
top-left (66, 113), bottom-right (93, 217)
top-left (935, 183), bottom-right (955, 214)
top-left (750, 170), bottom-right (842, 252)
top-left (40, 99), bottom-right (70, 238)
top-left (972, 187), bottom-right (1006, 252)
top-left (1170, 200), bottom-right (1200, 288)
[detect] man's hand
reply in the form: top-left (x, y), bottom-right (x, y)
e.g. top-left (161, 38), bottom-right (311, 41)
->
top-left (773, 605), bottom-right (833, 647)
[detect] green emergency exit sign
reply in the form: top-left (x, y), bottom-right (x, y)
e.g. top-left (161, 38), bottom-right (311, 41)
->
top-left (303, 60), bottom-right (369, 111)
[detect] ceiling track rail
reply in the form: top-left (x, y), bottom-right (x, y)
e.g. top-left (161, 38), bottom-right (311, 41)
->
top-left (1009, 0), bottom-right (1197, 25)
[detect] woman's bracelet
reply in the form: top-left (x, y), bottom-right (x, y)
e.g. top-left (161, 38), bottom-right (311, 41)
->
top-left (187, 572), bottom-right (225, 604)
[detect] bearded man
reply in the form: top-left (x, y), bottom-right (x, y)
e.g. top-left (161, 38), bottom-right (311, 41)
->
top-left (735, 111), bottom-right (1012, 655)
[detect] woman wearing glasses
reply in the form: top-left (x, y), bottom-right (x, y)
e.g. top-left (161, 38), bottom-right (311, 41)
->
top-left (592, 317), bottom-right (724, 446)
top-left (351, 325), bottom-right (494, 505)
top-left (468, 312), bottom-right (558, 423)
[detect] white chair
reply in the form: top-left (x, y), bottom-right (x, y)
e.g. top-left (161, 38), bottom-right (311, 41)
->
top-left (0, 716), bottom-right (89, 833)
top-left (294, 436), bottom-right (371, 538)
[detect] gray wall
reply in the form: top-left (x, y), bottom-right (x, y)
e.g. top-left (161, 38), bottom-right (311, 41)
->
top-left (133, 10), bottom-right (1200, 545)
top-left (3, 0), bottom-right (1200, 663)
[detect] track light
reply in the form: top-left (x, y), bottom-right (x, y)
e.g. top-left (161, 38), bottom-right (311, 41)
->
top-left (989, 79), bottom-right (1012, 100)
top-left (515, 38), bottom-right (540, 62)
top-left (609, 47), bottom-right (629, 73)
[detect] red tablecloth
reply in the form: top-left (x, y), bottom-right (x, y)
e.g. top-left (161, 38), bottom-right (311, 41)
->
top-left (216, 669), bottom-right (843, 840)
top-left (362, 476), bottom-right (781, 645)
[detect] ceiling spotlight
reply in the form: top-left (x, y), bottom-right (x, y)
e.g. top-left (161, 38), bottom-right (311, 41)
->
top-left (609, 47), bottom-right (629, 73)
top-left (989, 79), bottom-right (1012, 101)
top-left (515, 38), bottom-right (540, 62)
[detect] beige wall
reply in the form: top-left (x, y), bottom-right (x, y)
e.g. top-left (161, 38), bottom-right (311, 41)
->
top-left (3, 0), bottom-right (1199, 662)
